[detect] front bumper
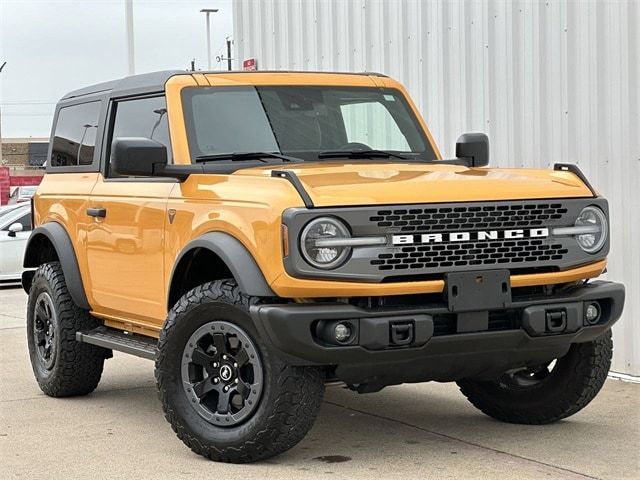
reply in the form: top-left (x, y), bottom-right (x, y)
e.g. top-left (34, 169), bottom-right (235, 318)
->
top-left (250, 281), bottom-right (624, 386)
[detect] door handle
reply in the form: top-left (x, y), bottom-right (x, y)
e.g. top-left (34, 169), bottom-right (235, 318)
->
top-left (87, 207), bottom-right (107, 218)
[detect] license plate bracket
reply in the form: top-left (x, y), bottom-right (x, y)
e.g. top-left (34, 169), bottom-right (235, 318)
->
top-left (445, 269), bottom-right (511, 313)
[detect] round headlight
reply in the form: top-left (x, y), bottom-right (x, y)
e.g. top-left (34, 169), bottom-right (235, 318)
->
top-left (300, 217), bottom-right (351, 269)
top-left (575, 206), bottom-right (608, 253)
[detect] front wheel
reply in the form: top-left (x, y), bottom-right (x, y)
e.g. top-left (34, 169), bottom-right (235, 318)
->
top-left (457, 331), bottom-right (612, 424)
top-left (155, 280), bottom-right (325, 463)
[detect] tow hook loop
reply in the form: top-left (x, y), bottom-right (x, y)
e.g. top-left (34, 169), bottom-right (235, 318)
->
top-left (390, 322), bottom-right (414, 346)
top-left (546, 310), bottom-right (567, 333)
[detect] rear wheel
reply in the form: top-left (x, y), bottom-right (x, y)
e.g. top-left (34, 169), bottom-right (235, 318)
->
top-left (26, 262), bottom-right (107, 397)
top-left (457, 331), bottom-right (612, 424)
top-left (156, 279), bottom-right (325, 463)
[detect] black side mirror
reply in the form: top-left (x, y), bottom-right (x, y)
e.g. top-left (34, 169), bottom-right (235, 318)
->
top-left (111, 137), bottom-right (168, 177)
top-left (455, 133), bottom-right (489, 167)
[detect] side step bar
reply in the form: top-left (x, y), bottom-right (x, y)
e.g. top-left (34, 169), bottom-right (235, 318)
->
top-left (76, 326), bottom-right (157, 360)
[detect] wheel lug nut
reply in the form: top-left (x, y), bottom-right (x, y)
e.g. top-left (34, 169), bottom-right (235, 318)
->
top-left (213, 362), bottom-right (218, 367)
top-left (214, 378), bottom-right (219, 383)
top-left (222, 354), bottom-right (227, 360)
top-left (234, 379), bottom-right (239, 384)
top-left (233, 363), bottom-right (238, 368)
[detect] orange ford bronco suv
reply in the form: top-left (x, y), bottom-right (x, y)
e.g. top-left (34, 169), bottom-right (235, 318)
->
top-left (23, 71), bottom-right (624, 463)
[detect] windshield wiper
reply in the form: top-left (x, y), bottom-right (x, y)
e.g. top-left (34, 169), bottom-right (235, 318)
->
top-left (317, 149), bottom-right (409, 160)
top-left (195, 151), bottom-right (302, 163)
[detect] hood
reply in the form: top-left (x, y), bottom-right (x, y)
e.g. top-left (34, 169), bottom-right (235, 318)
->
top-left (235, 162), bottom-right (594, 207)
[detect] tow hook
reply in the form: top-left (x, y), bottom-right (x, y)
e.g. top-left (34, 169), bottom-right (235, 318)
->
top-left (390, 321), bottom-right (414, 346)
top-left (546, 310), bottom-right (567, 333)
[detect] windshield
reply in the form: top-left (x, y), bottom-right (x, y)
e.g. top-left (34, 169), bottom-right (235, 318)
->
top-left (0, 206), bottom-right (29, 227)
top-left (19, 186), bottom-right (37, 196)
top-left (181, 86), bottom-right (437, 162)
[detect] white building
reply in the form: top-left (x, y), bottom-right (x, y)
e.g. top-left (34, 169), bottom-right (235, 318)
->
top-left (233, 0), bottom-right (639, 376)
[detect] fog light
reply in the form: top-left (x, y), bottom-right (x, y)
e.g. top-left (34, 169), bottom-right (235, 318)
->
top-left (585, 303), bottom-right (601, 325)
top-left (334, 323), bottom-right (352, 343)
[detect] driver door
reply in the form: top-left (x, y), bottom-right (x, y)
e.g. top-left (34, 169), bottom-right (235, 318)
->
top-left (85, 95), bottom-right (176, 327)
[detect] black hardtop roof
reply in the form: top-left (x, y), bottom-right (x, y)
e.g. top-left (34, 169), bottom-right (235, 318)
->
top-left (61, 70), bottom-right (389, 100)
top-left (62, 70), bottom-right (184, 100)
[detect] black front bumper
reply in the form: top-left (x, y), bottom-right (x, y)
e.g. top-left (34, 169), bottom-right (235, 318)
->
top-left (250, 281), bottom-right (625, 386)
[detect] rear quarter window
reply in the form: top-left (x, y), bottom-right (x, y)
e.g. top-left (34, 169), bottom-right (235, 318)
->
top-left (49, 101), bottom-right (102, 169)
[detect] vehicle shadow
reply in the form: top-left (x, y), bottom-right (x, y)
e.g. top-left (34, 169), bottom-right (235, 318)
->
top-left (76, 372), bottom-right (632, 478)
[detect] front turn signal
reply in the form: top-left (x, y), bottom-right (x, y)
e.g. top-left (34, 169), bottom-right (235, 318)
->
top-left (281, 224), bottom-right (289, 257)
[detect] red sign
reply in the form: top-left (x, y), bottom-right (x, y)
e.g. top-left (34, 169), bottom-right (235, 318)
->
top-left (243, 58), bottom-right (257, 71)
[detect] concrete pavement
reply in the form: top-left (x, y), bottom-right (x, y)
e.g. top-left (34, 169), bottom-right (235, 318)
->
top-left (1, 285), bottom-right (638, 479)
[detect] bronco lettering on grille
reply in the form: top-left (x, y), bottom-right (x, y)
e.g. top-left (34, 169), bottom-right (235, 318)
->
top-left (392, 228), bottom-right (549, 245)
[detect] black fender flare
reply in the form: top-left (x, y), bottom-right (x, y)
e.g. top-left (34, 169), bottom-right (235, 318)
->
top-left (168, 232), bottom-right (276, 308)
top-left (22, 223), bottom-right (90, 310)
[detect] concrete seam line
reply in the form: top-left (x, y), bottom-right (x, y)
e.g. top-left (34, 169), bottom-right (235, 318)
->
top-left (0, 385), bottom-right (156, 404)
top-left (323, 400), bottom-right (603, 480)
top-left (608, 372), bottom-right (640, 384)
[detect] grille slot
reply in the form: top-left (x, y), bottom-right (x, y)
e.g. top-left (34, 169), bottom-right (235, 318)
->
top-left (431, 310), bottom-right (521, 336)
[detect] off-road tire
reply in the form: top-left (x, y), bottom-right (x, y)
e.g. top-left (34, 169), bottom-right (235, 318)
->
top-left (155, 279), bottom-right (325, 463)
top-left (26, 262), bottom-right (106, 397)
top-left (457, 331), bottom-right (612, 424)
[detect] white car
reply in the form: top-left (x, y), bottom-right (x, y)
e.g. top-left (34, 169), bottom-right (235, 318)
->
top-left (8, 185), bottom-right (38, 204)
top-left (0, 204), bottom-right (32, 283)
top-left (0, 203), bottom-right (24, 217)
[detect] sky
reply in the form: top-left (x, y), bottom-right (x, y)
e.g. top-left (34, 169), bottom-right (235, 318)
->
top-left (0, 0), bottom-right (234, 138)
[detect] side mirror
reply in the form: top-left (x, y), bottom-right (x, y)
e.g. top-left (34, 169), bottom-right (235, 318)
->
top-left (455, 133), bottom-right (489, 167)
top-left (8, 223), bottom-right (23, 237)
top-left (111, 137), bottom-right (168, 177)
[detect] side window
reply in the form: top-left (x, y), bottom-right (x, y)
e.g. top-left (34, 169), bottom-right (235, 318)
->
top-left (108, 96), bottom-right (172, 177)
top-left (16, 212), bottom-right (32, 232)
top-left (340, 102), bottom-right (411, 151)
top-left (50, 101), bottom-right (101, 167)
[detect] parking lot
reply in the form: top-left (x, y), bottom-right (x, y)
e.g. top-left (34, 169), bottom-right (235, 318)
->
top-left (1, 285), bottom-right (638, 479)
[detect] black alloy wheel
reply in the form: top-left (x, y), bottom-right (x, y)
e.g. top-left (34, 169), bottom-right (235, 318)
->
top-left (181, 321), bottom-right (263, 426)
top-left (32, 292), bottom-right (58, 371)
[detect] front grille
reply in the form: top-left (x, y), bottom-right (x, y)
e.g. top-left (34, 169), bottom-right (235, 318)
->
top-left (370, 202), bottom-right (568, 232)
top-left (372, 239), bottom-right (569, 271)
top-left (368, 201), bottom-right (572, 273)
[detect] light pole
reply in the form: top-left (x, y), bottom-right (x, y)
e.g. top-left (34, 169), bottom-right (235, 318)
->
top-left (0, 61), bottom-right (6, 165)
top-left (125, 0), bottom-right (135, 75)
top-left (200, 8), bottom-right (219, 70)
top-left (77, 124), bottom-right (97, 165)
